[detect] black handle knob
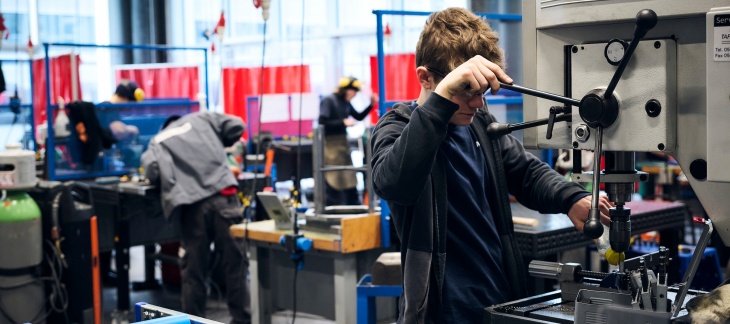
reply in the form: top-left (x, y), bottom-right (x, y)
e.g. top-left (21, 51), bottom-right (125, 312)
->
top-left (584, 209), bottom-right (604, 239)
top-left (634, 9), bottom-right (658, 39)
top-left (546, 106), bottom-right (565, 140)
top-left (486, 123), bottom-right (511, 138)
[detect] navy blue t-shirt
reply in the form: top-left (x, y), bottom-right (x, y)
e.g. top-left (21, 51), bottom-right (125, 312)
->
top-left (439, 123), bottom-right (511, 322)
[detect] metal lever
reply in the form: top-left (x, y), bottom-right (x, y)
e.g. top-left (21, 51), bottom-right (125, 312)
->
top-left (486, 113), bottom-right (571, 139)
top-left (604, 9), bottom-right (658, 99)
top-left (546, 106), bottom-right (566, 140)
top-left (672, 218), bottom-right (714, 317)
top-left (499, 82), bottom-right (580, 107)
top-left (583, 126), bottom-right (604, 239)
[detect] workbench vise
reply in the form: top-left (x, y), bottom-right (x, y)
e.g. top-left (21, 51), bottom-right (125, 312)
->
top-left (530, 245), bottom-right (670, 308)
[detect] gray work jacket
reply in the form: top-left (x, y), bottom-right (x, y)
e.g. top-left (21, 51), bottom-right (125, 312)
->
top-left (141, 112), bottom-right (244, 219)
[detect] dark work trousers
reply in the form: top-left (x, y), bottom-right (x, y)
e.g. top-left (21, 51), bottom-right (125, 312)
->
top-left (325, 182), bottom-right (360, 206)
top-left (180, 194), bottom-right (251, 324)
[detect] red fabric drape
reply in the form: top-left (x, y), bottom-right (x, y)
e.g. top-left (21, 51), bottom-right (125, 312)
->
top-left (115, 66), bottom-right (199, 100)
top-left (32, 54), bottom-right (83, 127)
top-left (369, 53), bottom-right (420, 123)
top-left (222, 65), bottom-right (311, 125)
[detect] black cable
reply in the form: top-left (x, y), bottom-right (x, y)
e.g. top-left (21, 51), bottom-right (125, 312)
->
top-left (0, 240), bottom-right (69, 324)
top-left (290, 267), bottom-right (299, 322)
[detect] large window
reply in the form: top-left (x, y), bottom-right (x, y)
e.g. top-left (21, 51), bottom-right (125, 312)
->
top-left (169, 0), bottom-right (469, 113)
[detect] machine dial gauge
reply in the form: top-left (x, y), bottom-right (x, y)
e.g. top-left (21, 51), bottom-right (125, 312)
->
top-left (604, 39), bottom-right (628, 66)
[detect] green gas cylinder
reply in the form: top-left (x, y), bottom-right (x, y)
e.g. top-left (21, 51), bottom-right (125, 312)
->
top-left (0, 143), bottom-right (45, 324)
top-left (0, 191), bottom-right (42, 269)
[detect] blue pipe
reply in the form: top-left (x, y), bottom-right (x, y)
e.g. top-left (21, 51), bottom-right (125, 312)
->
top-left (28, 60), bottom-right (35, 150)
top-left (43, 42), bottom-right (206, 51)
top-left (0, 104), bottom-right (33, 109)
top-left (371, 10), bottom-right (522, 21)
top-left (376, 12), bottom-right (387, 119)
top-left (44, 43), bottom-right (55, 181)
top-left (92, 100), bottom-right (199, 108)
top-left (204, 48), bottom-right (210, 110)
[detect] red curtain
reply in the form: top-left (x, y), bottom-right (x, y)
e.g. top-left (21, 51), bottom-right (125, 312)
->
top-left (222, 65), bottom-right (311, 124)
top-left (115, 66), bottom-right (199, 100)
top-left (32, 54), bottom-right (83, 127)
top-left (369, 53), bottom-right (420, 123)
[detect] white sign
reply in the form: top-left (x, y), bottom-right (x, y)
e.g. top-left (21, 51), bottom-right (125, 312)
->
top-left (713, 14), bottom-right (730, 62)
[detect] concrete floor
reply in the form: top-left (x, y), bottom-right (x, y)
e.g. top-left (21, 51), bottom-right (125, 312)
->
top-left (102, 246), bottom-right (336, 324)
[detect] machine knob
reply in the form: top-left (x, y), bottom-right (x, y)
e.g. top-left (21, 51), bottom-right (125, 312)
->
top-left (546, 106), bottom-right (566, 140)
top-left (634, 9), bottom-right (658, 39)
top-left (584, 209), bottom-right (604, 239)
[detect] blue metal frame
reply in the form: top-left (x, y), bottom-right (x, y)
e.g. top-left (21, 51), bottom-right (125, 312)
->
top-left (372, 10), bottom-right (523, 248)
top-left (357, 274), bottom-right (403, 324)
top-left (0, 59), bottom-right (35, 150)
top-left (43, 42), bottom-right (209, 181)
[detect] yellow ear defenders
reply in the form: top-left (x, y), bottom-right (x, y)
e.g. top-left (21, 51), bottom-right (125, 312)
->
top-left (118, 80), bottom-right (145, 102)
top-left (133, 88), bottom-right (145, 102)
top-left (338, 76), bottom-right (362, 91)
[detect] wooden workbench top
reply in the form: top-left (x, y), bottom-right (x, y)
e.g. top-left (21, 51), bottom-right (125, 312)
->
top-left (230, 214), bottom-right (381, 254)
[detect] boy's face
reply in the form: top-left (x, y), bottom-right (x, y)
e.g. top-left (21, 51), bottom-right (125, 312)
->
top-left (431, 78), bottom-right (485, 126)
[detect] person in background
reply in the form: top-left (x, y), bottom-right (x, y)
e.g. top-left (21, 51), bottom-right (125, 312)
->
top-left (141, 112), bottom-right (250, 324)
top-left (98, 80), bottom-right (143, 141)
top-left (318, 77), bottom-right (378, 206)
top-left (96, 80), bottom-right (144, 285)
top-left (370, 8), bottom-right (612, 322)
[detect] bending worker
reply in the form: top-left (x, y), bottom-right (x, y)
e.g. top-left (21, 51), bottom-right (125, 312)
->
top-left (142, 112), bottom-right (250, 324)
top-left (318, 76), bottom-right (378, 206)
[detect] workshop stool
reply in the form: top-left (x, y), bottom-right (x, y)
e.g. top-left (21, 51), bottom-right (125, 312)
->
top-left (678, 245), bottom-right (723, 291)
top-left (357, 274), bottom-right (402, 324)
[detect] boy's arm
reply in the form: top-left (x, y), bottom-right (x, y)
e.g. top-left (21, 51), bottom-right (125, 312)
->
top-left (202, 113), bottom-right (246, 147)
top-left (371, 93), bottom-right (457, 205)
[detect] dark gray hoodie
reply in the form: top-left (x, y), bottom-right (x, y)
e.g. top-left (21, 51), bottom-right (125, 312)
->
top-left (371, 93), bottom-right (587, 323)
top-left (142, 112), bottom-right (245, 219)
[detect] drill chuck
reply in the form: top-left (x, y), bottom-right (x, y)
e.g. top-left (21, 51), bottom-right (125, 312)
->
top-left (610, 206), bottom-right (632, 253)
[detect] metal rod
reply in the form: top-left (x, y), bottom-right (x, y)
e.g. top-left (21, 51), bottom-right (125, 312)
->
top-left (314, 126), bottom-right (325, 215)
top-left (508, 113), bottom-right (571, 132)
top-left (591, 127), bottom-right (603, 211)
top-left (673, 219), bottom-right (714, 317)
top-left (366, 128), bottom-right (374, 215)
top-left (499, 83), bottom-right (581, 107)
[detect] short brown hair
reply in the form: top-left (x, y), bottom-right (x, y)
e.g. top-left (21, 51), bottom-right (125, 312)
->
top-left (415, 8), bottom-right (504, 79)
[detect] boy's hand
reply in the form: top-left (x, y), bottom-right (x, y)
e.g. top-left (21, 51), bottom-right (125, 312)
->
top-left (567, 195), bottom-right (613, 232)
top-left (434, 55), bottom-right (513, 101)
